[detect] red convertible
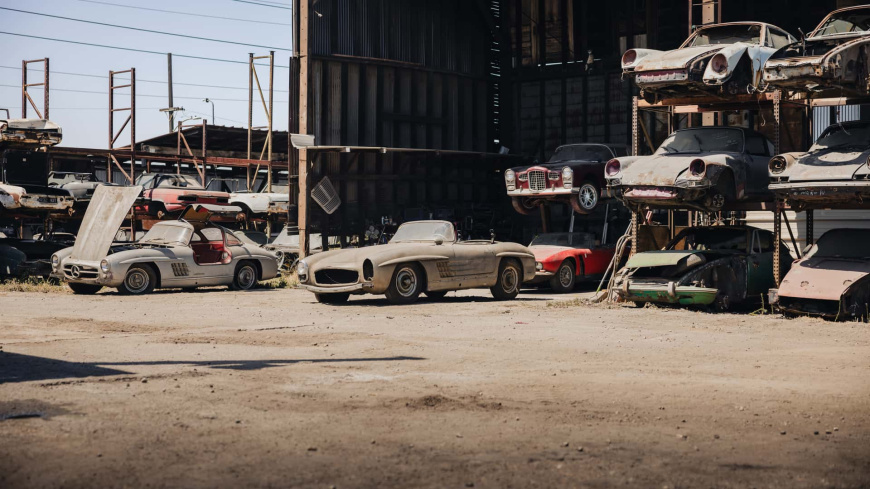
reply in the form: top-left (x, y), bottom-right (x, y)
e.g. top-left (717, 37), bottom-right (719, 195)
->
top-left (135, 173), bottom-right (230, 218)
top-left (527, 232), bottom-right (615, 292)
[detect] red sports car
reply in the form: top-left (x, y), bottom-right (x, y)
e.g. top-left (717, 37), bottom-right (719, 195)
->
top-left (527, 232), bottom-right (615, 292)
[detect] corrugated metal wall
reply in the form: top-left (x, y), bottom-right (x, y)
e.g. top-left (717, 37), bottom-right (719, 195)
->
top-left (306, 0), bottom-right (494, 151)
top-left (813, 105), bottom-right (861, 140)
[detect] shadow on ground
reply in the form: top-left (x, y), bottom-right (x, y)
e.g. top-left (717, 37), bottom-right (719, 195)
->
top-left (0, 351), bottom-right (425, 383)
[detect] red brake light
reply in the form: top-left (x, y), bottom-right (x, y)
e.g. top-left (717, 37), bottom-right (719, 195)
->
top-left (622, 50), bottom-right (637, 67)
top-left (605, 159), bottom-right (621, 176)
top-left (710, 54), bottom-right (728, 74)
top-left (689, 159), bottom-right (706, 177)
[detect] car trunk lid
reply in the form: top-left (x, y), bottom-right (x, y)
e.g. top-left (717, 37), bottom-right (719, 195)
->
top-left (779, 257), bottom-right (870, 301)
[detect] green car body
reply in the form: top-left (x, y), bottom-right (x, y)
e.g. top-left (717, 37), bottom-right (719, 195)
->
top-left (615, 227), bottom-right (792, 310)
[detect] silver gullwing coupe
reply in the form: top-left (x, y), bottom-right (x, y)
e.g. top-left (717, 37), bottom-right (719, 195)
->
top-left (53, 186), bottom-right (279, 295)
top-left (622, 22), bottom-right (796, 102)
top-left (298, 220), bottom-right (536, 304)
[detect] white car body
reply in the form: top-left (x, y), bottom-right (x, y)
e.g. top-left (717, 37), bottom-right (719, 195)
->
top-left (622, 22), bottom-right (796, 100)
top-left (229, 185), bottom-right (291, 215)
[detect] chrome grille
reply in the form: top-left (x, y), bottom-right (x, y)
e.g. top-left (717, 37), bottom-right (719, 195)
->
top-left (63, 264), bottom-right (98, 279)
top-left (528, 170), bottom-right (547, 191)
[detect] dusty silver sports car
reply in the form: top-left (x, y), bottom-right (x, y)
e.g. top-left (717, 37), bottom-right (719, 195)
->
top-left (53, 186), bottom-right (279, 295)
top-left (298, 220), bottom-right (536, 304)
top-left (769, 121), bottom-right (870, 209)
top-left (622, 22), bottom-right (796, 102)
top-left (605, 127), bottom-right (775, 211)
top-left (762, 6), bottom-right (870, 95)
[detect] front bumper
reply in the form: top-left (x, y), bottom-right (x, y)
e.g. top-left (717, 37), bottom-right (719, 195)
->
top-left (610, 183), bottom-right (710, 209)
top-left (770, 180), bottom-right (870, 206)
top-left (763, 63), bottom-right (825, 88)
top-left (18, 195), bottom-right (74, 211)
top-left (300, 282), bottom-right (374, 294)
top-left (617, 282), bottom-right (718, 305)
top-left (506, 187), bottom-right (576, 198)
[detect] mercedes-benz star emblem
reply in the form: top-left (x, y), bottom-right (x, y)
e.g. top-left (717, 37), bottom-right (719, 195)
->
top-left (71, 265), bottom-right (81, 278)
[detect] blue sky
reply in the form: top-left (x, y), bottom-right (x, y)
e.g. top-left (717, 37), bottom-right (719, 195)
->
top-left (0, 0), bottom-right (293, 148)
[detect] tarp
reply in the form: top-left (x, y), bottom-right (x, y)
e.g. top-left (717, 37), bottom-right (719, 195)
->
top-left (69, 185), bottom-right (142, 262)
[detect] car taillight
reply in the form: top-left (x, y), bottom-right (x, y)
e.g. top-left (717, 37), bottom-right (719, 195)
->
top-left (711, 54), bottom-right (728, 74)
top-left (605, 159), bottom-right (621, 176)
top-left (622, 50), bottom-right (637, 67)
top-left (689, 159), bottom-right (706, 177)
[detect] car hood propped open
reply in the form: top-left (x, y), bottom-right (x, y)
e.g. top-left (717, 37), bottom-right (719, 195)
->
top-left (69, 185), bottom-right (142, 262)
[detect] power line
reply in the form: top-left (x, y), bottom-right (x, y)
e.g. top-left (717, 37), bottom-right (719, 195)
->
top-left (0, 83), bottom-right (288, 103)
top-left (232, 0), bottom-right (292, 9)
top-left (0, 7), bottom-right (291, 51)
top-left (0, 32), bottom-right (291, 68)
top-left (73, 0), bottom-right (291, 26)
top-left (0, 65), bottom-right (290, 93)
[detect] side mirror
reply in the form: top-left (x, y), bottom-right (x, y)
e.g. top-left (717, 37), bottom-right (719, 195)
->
top-left (434, 236), bottom-right (444, 246)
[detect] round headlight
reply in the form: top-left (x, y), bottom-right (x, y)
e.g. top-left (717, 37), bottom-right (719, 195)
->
top-left (689, 159), bottom-right (706, 177)
top-left (605, 159), bottom-right (621, 177)
top-left (297, 260), bottom-right (309, 281)
top-left (622, 50), bottom-right (637, 68)
top-left (769, 156), bottom-right (788, 174)
top-left (711, 54), bottom-right (728, 74)
top-left (505, 169), bottom-right (516, 183)
top-left (51, 254), bottom-right (59, 269)
top-left (100, 259), bottom-right (110, 272)
top-left (561, 167), bottom-right (573, 180)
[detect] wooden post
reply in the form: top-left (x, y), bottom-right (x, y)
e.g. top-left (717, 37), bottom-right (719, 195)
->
top-left (297, 0), bottom-right (311, 258)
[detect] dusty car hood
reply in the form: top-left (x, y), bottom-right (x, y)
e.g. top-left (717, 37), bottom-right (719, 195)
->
top-left (0, 118), bottom-right (62, 147)
top-left (626, 250), bottom-right (703, 268)
top-left (786, 147), bottom-right (869, 181)
top-left (618, 154), bottom-right (726, 186)
top-left (69, 185), bottom-right (143, 262)
top-left (635, 46), bottom-right (719, 71)
top-left (779, 256), bottom-right (870, 301)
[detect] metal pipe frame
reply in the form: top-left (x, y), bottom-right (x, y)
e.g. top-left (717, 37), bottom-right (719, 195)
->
top-left (21, 58), bottom-right (49, 119)
top-left (108, 68), bottom-right (136, 185)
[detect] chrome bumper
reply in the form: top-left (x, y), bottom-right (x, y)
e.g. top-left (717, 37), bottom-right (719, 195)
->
top-left (506, 187), bottom-right (575, 197)
top-left (300, 282), bottom-right (374, 294)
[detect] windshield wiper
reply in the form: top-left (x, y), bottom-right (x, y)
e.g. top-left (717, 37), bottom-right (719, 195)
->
top-left (693, 134), bottom-right (705, 152)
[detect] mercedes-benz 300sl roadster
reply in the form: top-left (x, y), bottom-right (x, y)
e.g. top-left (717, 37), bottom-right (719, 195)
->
top-left (53, 186), bottom-right (278, 295)
top-left (605, 127), bottom-right (775, 211)
top-left (298, 220), bottom-right (536, 304)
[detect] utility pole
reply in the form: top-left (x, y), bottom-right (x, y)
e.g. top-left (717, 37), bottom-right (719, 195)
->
top-left (297, 0), bottom-right (311, 258)
top-left (167, 53), bottom-right (174, 132)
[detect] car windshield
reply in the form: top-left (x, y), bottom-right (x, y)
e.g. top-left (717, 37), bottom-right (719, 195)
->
top-left (549, 145), bottom-right (613, 163)
top-left (655, 129), bottom-right (744, 155)
top-left (811, 124), bottom-right (870, 151)
top-left (668, 228), bottom-right (747, 252)
top-left (813, 10), bottom-right (870, 37)
top-left (530, 233), bottom-right (596, 248)
top-left (135, 174), bottom-right (204, 189)
top-left (138, 223), bottom-right (192, 245)
top-left (808, 229), bottom-right (870, 259)
top-left (689, 24), bottom-right (761, 46)
top-left (390, 221), bottom-right (456, 243)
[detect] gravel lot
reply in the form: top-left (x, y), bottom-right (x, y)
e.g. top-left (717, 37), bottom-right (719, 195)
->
top-left (1, 286), bottom-right (869, 488)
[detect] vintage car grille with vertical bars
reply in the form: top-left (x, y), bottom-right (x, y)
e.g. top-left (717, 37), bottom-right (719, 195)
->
top-left (315, 269), bottom-right (359, 285)
top-left (527, 170), bottom-right (547, 191)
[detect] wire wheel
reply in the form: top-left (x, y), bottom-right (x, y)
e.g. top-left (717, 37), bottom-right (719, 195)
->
top-left (549, 260), bottom-right (576, 293)
top-left (124, 268), bottom-right (150, 294)
top-left (559, 265), bottom-right (572, 287)
top-left (578, 183), bottom-right (598, 210)
top-left (709, 193), bottom-right (725, 210)
top-left (395, 267), bottom-right (419, 297)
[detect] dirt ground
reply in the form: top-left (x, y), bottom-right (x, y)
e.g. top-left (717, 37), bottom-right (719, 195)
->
top-left (1, 285), bottom-right (869, 489)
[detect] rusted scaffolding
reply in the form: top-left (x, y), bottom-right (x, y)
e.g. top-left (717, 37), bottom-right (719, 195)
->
top-left (247, 51), bottom-right (276, 192)
top-left (21, 58), bottom-right (49, 119)
top-left (108, 68), bottom-right (136, 184)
